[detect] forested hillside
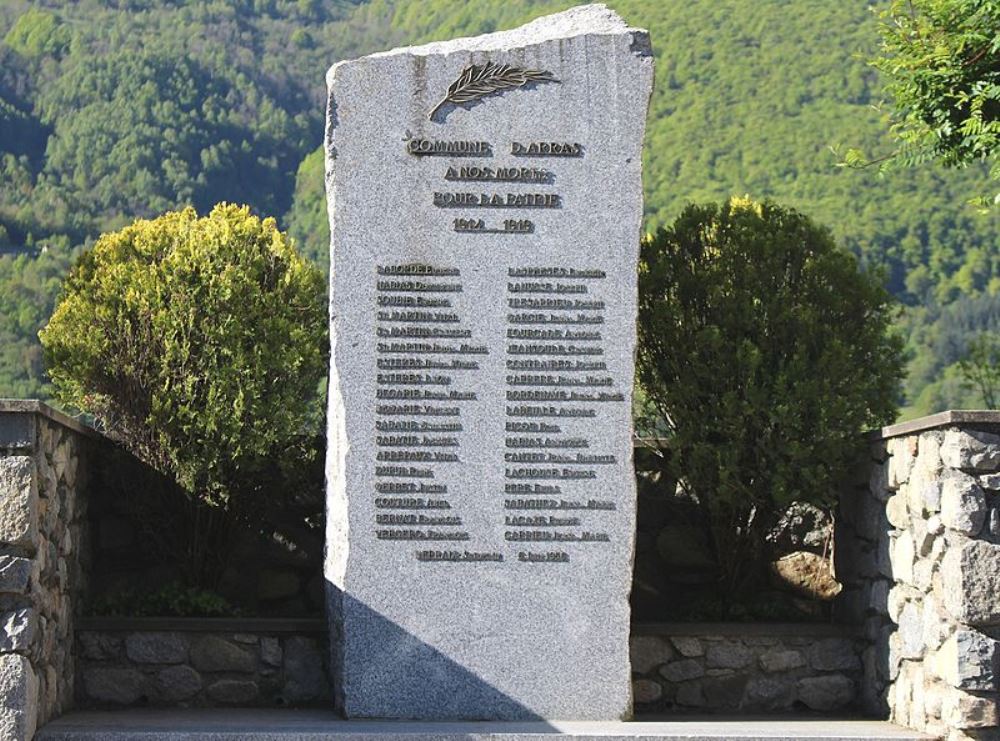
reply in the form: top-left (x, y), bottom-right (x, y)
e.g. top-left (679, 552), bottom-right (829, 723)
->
top-left (1, 0), bottom-right (997, 418)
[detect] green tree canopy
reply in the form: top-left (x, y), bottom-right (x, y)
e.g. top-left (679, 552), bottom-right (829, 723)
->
top-left (869, 0), bottom-right (1000, 198)
top-left (40, 204), bottom-right (327, 508)
top-left (636, 197), bottom-right (904, 603)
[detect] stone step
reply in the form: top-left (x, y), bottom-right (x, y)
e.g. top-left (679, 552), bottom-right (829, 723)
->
top-left (38, 710), bottom-right (936, 741)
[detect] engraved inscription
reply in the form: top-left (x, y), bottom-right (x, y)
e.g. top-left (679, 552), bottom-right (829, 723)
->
top-left (503, 267), bottom-right (625, 564)
top-left (373, 264), bottom-right (488, 561)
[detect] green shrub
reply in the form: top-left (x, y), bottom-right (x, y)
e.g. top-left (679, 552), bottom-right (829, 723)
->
top-left (87, 582), bottom-right (236, 618)
top-left (40, 203), bottom-right (327, 509)
top-left (636, 197), bottom-right (904, 607)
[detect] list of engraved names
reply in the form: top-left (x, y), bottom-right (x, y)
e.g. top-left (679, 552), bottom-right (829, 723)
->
top-left (368, 137), bottom-right (627, 566)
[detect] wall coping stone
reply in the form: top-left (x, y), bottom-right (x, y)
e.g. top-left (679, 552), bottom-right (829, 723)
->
top-left (873, 410), bottom-right (1000, 441)
top-left (631, 622), bottom-right (861, 638)
top-left (77, 617), bottom-right (328, 633)
top-left (0, 399), bottom-right (99, 441)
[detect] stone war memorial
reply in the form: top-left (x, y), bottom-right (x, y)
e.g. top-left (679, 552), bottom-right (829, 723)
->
top-left (2, 4), bottom-right (999, 741)
top-left (324, 4), bottom-right (654, 721)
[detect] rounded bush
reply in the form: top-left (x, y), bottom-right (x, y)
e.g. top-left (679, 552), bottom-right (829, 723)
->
top-left (40, 203), bottom-right (327, 507)
top-left (636, 197), bottom-right (904, 600)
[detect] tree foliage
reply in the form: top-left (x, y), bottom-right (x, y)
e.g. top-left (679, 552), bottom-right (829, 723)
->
top-left (871, 0), bottom-right (1000, 194)
top-left (959, 332), bottom-right (1000, 408)
top-left (40, 204), bottom-right (327, 508)
top-left (636, 198), bottom-right (904, 602)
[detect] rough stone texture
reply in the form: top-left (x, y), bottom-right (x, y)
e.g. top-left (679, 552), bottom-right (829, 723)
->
top-left (807, 638), bottom-right (862, 672)
top-left (190, 636), bottom-right (255, 673)
top-left (935, 631), bottom-right (999, 691)
top-left (705, 642), bottom-right (753, 670)
top-left (0, 607), bottom-right (37, 653)
top-left (125, 633), bottom-right (187, 665)
top-left (0, 654), bottom-right (37, 741)
top-left (0, 456), bottom-right (38, 549)
top-left (941, 430), bottom-right (1000, 472)
top-left (797, 675), bottom-right (855, 712)
top-left (837, 418), bottom-right (1000, 739)
top-left (940, 472), bottom-right (987, 537)
top-left (759, 649), bottom-right (804, 674)
top-left (630, 679), bottom-right (661, 705)
top-left (0, 409), bottom-right (94, 738)
top-left (82, 667), bottom-right (146, 705)
top-left (324, 5), bottom-right (653, 721)
top-left (629, 636), bottom-right (675, 674)
top-left (155, 665), bottom-right (202, 702)
top-left (670, 637), bottom-right (703, 658)
top-left (632, 630), bottom-right (862, 714)
top-left (0, 556), bottom-right (32, 594)
top-left (659, 659), bottom-right (705, 684)
top-left (76, 629), bottom-right (331, 709)
top-left (942, 540), bottom-right (1000, 626)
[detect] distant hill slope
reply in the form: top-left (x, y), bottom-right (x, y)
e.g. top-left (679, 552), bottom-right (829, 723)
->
top-left (0, 0), bottom-right (997, 416)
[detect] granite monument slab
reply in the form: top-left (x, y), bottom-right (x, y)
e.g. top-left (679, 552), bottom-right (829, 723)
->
top-left (324, 4), bottom-right (654, 721)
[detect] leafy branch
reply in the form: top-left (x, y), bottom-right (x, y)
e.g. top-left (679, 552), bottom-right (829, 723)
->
top-left (430, 62), bottom-right (557, 120)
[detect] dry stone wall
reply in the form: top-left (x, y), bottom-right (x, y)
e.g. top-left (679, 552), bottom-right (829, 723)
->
top-left (628, 626), bottom-right (862, 714)
top-left (75, 624), bottom-right (329, 708)
top-left (837, 412), bottom-right (1000, 741)
top-left (0, 402), bottom-right (93, 741)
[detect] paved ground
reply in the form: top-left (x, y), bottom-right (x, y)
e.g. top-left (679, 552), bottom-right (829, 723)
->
top-left (37, 710), bottom-right (936, 740)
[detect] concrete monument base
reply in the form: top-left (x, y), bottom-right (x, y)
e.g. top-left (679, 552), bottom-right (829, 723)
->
top-left (38, 709), bottom-right (931, 741)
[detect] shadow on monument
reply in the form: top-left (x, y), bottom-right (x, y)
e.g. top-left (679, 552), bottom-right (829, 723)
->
top-left (327, 582), bottom-right (559, 726)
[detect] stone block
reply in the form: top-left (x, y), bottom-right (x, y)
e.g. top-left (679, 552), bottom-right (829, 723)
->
top-left (126, 633), bottom-right (188, 664)
top-left (670, 637), bottom-right (703, 658)
top-left (0, 556), bottom-right (31, 594)
top-left (282, 636), bottom-right (328, 703)
top-left (631, 678), bottom-right (662, 704)
top-left (941, 429), bottom-right (1000, 472)
top-left (261, 637), bottom-right (282, 668)
top-left (745, 676), bottom-right (795, 710)
top-left (898, 602), bottom-right (925, 660)
top-left (806, 637), bottom-right (862, 672)
top-left (920, 481), bottom-right (943, 515)
top-left (886, 494), bottom-right (909, 529)
top-left (0, 457), bottom-right (37, 549)
top-left (156, 665), bottom-right (202, 702)
top-left (890, 532), bottom-right (915, 585)
top-left (206, 679), bottom-right (258, 704)
top-left (922, 595), bottom-right (952, 654)
top-left (942, 540), bottom-right (1000, 626)
top-left (0, 653), bottom-right (36, 741)
top-left (190, 636), bottom-right (255, 673)
top-left (324, 4), bottom-right (653, 721)
top-left (796, 674), bottom-right (855, 712)
top-left (980, 473), bottom-right (1000, 491)
top-left (701, 674), bottom-right (748, 709)
top-left (705, 641), bottom-right (753, 670)
top-left (942, 688), bottom-right (1000, 729)
top-left (935, 631), bottom-right (999, 691)
top-left (913, 559), bottom-right (934, 591)
top-left (888, 437), bottom-right (916, 488)
top-left (941, 471), bottom-right (987, 536)
top-left (82, 667), bottom-right (145, 705)
top-left (629, 636), bottom-right (674, 674)
top-left (659, 659), bottom-right (705, 683)
top-left (758, 648), bottom-right (805, 673)
top-left (0, 607), bottom-right (36, 653)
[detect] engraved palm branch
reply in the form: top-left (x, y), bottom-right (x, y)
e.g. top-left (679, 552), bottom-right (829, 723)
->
top-left (430, 62), bottom-right (558, 120)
